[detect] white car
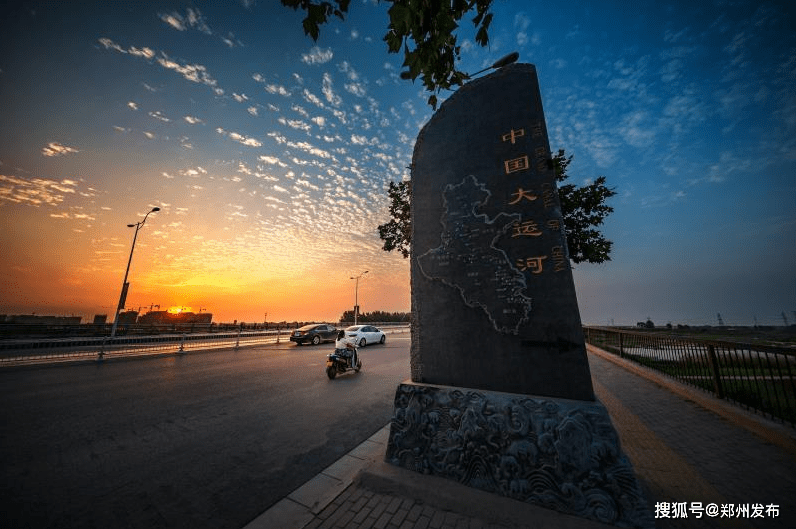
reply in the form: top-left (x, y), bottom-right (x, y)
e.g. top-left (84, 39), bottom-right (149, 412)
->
top-left (345, 325), bottom-right (386, 347)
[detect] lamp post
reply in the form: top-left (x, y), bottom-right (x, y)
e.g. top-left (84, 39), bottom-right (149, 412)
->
top-left (400, 52), bottom-right (518, 82)
top-left (350, 270), bottom-right (368, 325)
top-left (110, 206), bottom-right (159, 337)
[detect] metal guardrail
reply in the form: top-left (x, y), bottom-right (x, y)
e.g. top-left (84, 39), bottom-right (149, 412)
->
top-left (0, 324), bottom-right (411, 365)
top-left (584, 326), bottom-right (796, 427)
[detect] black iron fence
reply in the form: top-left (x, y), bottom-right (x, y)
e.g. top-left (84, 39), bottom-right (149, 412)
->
top-left (584, 327), bottom-right (796, 427)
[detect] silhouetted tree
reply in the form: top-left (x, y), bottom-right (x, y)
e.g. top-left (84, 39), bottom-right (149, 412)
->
top-left (377, 180), bottom-right (411, 258)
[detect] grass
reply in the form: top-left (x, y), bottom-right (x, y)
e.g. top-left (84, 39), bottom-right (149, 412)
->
top-left (619, 352), bottom-right (796, 426)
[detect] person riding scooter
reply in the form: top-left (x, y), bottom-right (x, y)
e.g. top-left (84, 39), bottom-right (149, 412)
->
top-left (334, 330), bottom-right (358, 370)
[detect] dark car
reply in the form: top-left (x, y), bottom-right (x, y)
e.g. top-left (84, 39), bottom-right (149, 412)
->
top-left (289, 323), bottom-right (338, 345)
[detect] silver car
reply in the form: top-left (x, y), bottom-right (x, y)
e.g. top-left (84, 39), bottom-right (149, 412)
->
top-left (344, 325), bottom-right (386, 347)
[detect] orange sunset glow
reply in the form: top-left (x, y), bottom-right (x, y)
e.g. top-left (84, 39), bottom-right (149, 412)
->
top-left (2, 2), bottom-right (795, 327)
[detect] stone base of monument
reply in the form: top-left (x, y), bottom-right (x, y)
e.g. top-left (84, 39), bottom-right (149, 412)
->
top-left (385, 381), bottom-right (654, 529)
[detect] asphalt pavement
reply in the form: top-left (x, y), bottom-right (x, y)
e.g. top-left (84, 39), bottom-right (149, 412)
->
top-left (0, 333), bottom-right (411, 528)
top-left (3, 334), bottom-right (794, 529)
top-left (245, 344), bottom-right (796, 529)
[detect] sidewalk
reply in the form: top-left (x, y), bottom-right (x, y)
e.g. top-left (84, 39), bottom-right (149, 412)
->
top-left (244, 346), bottom-right (796, 529)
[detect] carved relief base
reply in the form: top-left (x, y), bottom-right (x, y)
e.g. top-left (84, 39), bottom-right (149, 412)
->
top-left (385, 382), bottom-right (653, 529)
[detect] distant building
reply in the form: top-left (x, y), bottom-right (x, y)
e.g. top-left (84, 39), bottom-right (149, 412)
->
top-left (4, 314), bottom-right (81, 325)
top-left (117, 310), bottom-right (139, 325)
top-left (137, 310), bottom-right (212, 325)
top-left (93, 314), bottom-right (108, 324)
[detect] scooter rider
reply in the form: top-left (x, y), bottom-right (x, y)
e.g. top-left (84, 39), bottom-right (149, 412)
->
top-left (334, 330), bottom-right (358, 369)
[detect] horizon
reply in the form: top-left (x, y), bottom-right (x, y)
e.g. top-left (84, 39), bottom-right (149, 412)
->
top-left (1, 1), bottom-right (794, 328)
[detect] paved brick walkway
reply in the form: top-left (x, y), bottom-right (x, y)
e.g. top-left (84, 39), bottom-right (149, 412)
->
top-left (303, 486), bottom-right (510, 529)
top-left (246, 346), bottom-right (796, 529)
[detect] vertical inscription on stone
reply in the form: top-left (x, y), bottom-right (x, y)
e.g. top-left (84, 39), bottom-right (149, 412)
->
top-left (411, 63), bottom-right (594, 401)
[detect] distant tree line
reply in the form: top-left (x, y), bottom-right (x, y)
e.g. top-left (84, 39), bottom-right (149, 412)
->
top-left (339, 310), bottom-right (411, 324)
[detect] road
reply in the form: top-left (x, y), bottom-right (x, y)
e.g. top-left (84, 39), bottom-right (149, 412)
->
top-left (0, 335), bottom-right (410, 529)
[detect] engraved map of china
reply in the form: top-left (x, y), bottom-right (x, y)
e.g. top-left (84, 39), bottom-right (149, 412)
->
top-left (417, 175), bottom-right (532, 334)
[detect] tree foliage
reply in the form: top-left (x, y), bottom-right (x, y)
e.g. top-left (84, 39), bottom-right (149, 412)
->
top-left (339, 309), bottom-right (411, 323)
top-left (377, 180), bottom-right (412, 258)
top-left (552, 149), bottom-right (616, 264)
top-left (377, 149), bottom-right (617, 264)
top-left (280, 0), bottom-right (496, 108)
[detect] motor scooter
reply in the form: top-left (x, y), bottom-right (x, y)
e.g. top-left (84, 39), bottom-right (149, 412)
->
top-left (326, 346), bottom-right (361, 379)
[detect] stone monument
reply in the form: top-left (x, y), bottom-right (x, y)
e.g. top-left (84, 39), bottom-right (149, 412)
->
top-left (385, 64), bottom-right (653, 528)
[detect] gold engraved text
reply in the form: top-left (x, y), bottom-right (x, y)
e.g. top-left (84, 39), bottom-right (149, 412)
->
top-left (508, 188), bottom-right (538, 205)
top-left (542, 182), bottom-right (555, 208)
top-left (502, 129), bottom-right (525, 144)
top-left (511, 220), bottom-right (543, 238)
top-left (504, 156), bottom-right (530, 174)
top-left (517, 256), bottom-right (548, 274)
top-left (552, 246), bottom-right (567, 272)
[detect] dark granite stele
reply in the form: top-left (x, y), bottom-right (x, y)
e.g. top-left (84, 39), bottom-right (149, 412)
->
top-left (390, 63), bottom-right (653, 528)
top-left (386, 381), bottom-right (654, 529)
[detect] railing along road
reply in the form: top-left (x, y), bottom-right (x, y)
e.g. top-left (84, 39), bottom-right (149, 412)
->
top-left (584, 326), bottom-right (796, 427)
top-left (0, 323), bottom-right (411, 365)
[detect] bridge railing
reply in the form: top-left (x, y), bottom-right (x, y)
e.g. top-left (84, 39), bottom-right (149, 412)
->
top-left (584, 326), bottom-right (796, 427)
top-left (0, 324), bottom-right (411, 365)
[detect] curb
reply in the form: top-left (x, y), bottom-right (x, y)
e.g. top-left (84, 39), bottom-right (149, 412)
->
top-left (242, 426), bottom-right (391, 529)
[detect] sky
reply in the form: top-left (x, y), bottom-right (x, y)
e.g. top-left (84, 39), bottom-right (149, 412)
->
top-left (0, 0), bottom-right (794, 327)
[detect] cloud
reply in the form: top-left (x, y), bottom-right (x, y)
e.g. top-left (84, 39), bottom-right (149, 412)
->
top-left (0, 174), bottom-right (78, 206)
top-left (216, 127), bottom-right (262, 147)
top-left (149, 110), bottom-right (170, 122)
top-left (322, 73), bottom-right (341, 107)
top-left (265, 84), bottom-right (291, 97)
top-left (221, 32), bottom-right (244, 48)
top-left (278, 117), bottom-right (312, 132)
top-left (345, 81), bottom-right (366, 97)
top-left (127, 101), bottom-right (138, 110)
top-left (99, 38), bottom-right (222, 94)
top-left (301, 46), bottom-right (333, 65)
top-left (659, 59), bottom-right (683, 83)
top-left (179, 166), bottom-right (207, 177)
top-left (184, 115), bottom-right (203, 124)
top-left (247, 106), bottom-right (259, 116)
top-left (157, 53), bottom-right (222, 93)
top-left (302, 88), bottom-right (325, 109)
top-left (566, 25), bottom-right (581, 39)
top-left (159, 8), bottom-right (212, 35)
top-left (258, 155), bottom-right (287, 168)
top-left (159, 13), bottom-right (186, 31)
top-left (619, 111), bottom-right (656, 147)
top-left (42, 142), bottom-right (79, 157)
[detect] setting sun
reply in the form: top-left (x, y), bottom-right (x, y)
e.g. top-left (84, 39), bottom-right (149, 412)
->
top-left (167, 306), bottom-right (191, 314)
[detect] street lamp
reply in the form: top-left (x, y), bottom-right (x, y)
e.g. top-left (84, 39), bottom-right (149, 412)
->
top-left (350, 271), bottom-right (368, 325)
top-left (400, 51), bottom-right (519, 81)
top-left (468, 51), bottom-right (519, 77)
top-left (110, 206), bottom-right (159, 337)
